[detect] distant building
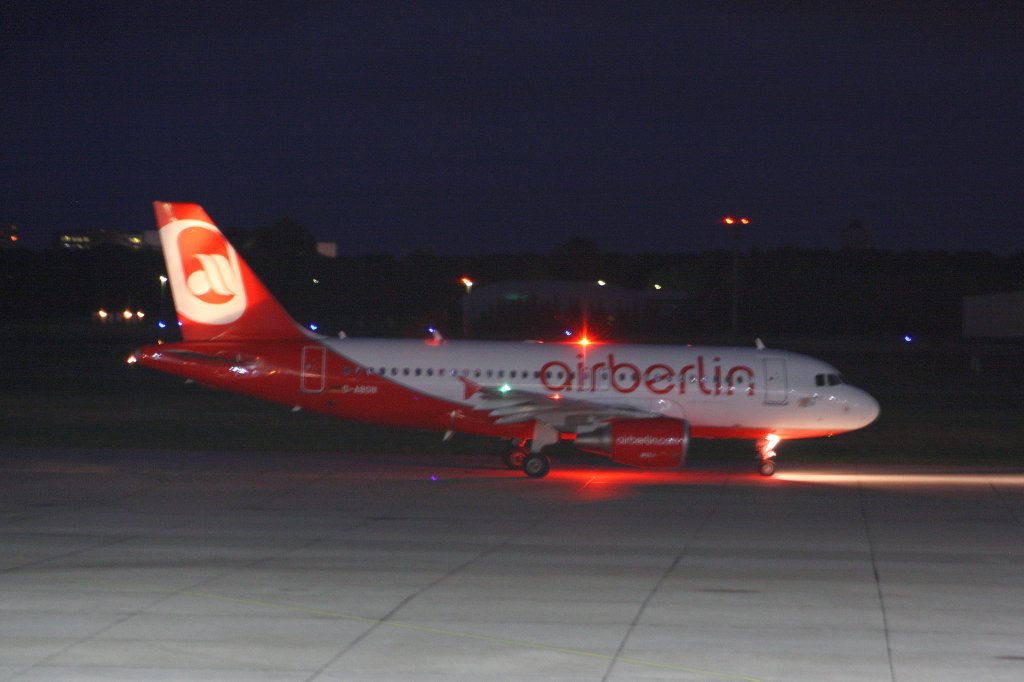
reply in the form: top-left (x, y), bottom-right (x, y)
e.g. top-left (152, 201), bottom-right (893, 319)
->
top-left (462, 280), bottom-right (686, 330)
top-left (963, 291), bottom-right (1024, 338)
top-left (56, 229), bottom-right (149, 250)
top-left (0, 223), bottom-right (18, 249)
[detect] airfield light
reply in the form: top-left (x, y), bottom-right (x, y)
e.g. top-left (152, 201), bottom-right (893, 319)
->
top-left (564, 330), bottom-right (573, 337)
top-left (136, 311), bottom-right (145, 320)
top-left (157, 321), bottom-right (167, 329)
top-left (126, 354), bottom-right (137, 365)
top-left (309, 323), bottom-right (319, 332)
top-left (97, 309), bottom-right (108, 320)
top-left (904, 335), bottom-right (913, 343)
top-left (159, 275), bottom-right (168, 284)
top-left (654, 283), bottom-right (662, 290)
top-left (312, 278), bottom-right (320, 284)
top-left (597, 279), bottom-right (606, 286)
top-left (460, 277), bottom-right (474, 292)
top-left (122, 309), bottom-right (133, 320)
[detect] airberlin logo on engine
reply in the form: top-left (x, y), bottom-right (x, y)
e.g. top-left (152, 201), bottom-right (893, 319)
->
top-left (615, 435), bottom-right (685, 447)
top-left (162, 220), bottom-right (247, 325)
top-left (540, 354), bottom-right (755, 396)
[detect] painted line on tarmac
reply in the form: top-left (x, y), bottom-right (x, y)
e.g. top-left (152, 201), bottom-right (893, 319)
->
top-left (35, 575), bottom-right (767, 681)
top-left (180, 587), bottom-right (768, 682)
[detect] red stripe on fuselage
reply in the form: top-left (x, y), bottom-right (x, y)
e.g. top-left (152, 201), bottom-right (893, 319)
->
top-left (135, 340), bottom-right (531, 441)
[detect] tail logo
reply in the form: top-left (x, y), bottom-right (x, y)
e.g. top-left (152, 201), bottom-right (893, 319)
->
top-left (161, 220), bottom-right (247, 326)
top-left (180, 227), bottom-right (241, 304)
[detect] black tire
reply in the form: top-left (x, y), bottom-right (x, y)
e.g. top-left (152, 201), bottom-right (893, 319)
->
top-left (523, 453), bottom-right (551, 478)
top-left (758, 460), bottom-right (776, 477)
top-left (504, 449), bottom-right (527, 470)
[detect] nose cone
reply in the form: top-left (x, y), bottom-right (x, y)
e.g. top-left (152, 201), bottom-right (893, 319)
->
top-left (850, 389), bottom-right (880, 429)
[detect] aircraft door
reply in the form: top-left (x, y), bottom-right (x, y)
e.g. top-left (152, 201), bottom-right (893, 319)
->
top-left (301, 346), bottom-right (326, 393)
top-left (762, 358), bottom-right (788, 405)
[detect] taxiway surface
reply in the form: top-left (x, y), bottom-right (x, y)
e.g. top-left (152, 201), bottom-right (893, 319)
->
top-left (2, 448), bottom-right (1023, 681)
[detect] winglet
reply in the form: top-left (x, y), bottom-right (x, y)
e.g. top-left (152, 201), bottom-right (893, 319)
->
top-left (458, 376), bottom-right (484, 400)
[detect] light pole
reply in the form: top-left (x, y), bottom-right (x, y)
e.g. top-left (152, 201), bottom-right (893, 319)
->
top-left (722, 216), bottom-right (750, 337)
top-left (460, 277), bottom-right (474, 336)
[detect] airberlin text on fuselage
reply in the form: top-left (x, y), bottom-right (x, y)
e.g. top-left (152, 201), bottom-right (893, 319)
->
top-left (540, 353), bottom-right (756, 396)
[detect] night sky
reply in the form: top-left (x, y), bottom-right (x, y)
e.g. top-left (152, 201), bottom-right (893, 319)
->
top-left (3, 2), bottom-right (1022, 254)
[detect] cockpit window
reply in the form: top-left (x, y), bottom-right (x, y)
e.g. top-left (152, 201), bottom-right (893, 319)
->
top-left (815, 373), bottom-right (845, 387)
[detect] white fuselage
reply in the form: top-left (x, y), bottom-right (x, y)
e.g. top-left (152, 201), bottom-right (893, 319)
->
top-left (320, 338), bottom-right (880, 440)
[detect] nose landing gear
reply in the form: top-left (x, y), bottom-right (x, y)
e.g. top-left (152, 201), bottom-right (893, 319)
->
top-left (757, 435), bottom-right (780, 476)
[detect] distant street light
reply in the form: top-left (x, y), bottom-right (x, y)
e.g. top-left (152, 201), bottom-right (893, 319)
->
top-left (460, 278), bottom-right (474, 336)
top-left (723, 216), bottom-right (750, 337)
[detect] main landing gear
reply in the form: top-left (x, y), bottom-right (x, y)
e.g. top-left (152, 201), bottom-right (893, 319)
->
top-left (504, 440), bottom-right (552, 478)
top-left (757, 435), bottom-right (781, 477)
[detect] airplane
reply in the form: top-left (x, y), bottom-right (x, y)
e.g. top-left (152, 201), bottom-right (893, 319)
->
top-left (133, 201), bottom-right (880, 478)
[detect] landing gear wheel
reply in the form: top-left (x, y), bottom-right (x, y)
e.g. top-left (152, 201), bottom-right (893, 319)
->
top-left (756, 435), bottom-right (780, 477)
top-left (504, 449), bottom-right (527, 470)
top-left (522, 453), bottom-right (551, 478)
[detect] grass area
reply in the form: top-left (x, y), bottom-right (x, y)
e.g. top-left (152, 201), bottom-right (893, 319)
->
top-left (2, 325), bottom-right (1022, 467)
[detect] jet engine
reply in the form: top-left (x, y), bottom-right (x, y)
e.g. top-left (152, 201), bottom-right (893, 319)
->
top-left (574, 418), bottom-right (689, 468)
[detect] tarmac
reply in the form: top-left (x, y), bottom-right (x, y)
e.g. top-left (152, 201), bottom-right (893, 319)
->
top-left (1, 448), bottom-right (1023, 681)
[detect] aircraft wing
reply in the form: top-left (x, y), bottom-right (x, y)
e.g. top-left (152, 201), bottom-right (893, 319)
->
top-left (459, 378), bottom-right (653, 432)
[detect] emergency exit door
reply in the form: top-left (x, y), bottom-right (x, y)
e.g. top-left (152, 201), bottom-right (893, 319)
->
top-left (301, 346), bottom-right (326, 393)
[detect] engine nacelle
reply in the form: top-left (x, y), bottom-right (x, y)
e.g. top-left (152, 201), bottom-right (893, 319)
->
top-left (573, 418), bottom-right (689, 468)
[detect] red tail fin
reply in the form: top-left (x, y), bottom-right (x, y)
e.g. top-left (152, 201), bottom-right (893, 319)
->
top-left (153, 202), bottom-right (309, 341)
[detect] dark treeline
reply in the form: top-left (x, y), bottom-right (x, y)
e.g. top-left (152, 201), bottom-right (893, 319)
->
top-left (2, 223), bottom-right (1022, 340)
